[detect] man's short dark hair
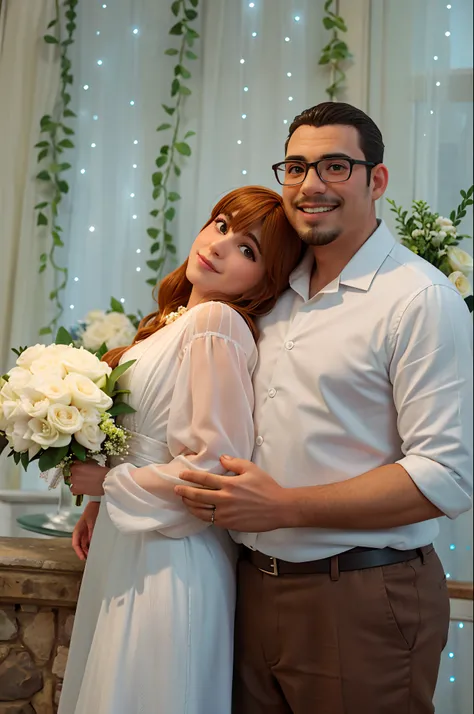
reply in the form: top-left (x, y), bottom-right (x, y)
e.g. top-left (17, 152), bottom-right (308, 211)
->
top-left (285, 102), bottom-right (385, 166)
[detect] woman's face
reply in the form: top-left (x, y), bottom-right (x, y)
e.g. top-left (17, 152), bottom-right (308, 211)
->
top-left (186, 214), bottom-right (265, 303)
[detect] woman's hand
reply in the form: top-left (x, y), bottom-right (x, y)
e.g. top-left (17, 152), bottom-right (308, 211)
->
top-left (70, 461), bottom-right (110, 497)
top-left (72, 501), bottom-right (101, 561)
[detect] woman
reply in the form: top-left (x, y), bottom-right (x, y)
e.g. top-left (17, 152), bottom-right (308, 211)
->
top-left (58, 186), bottom-right (303, 714)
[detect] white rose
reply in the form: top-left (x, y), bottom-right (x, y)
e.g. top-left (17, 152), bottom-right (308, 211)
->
top-left (29, 353), bottom-right (67, 379)
top-left (64, 373), bottom-right (113, 411)
top-left (435, 216), bottom-right (453, 227)
top-left (7, 367), bottom-right (32, 394)
top-left (61, 347), bottom-right (112, 383)
top-left (48, 404), bottom-right (84, 435)
top-left (85, 309), bottom-right (107, 324)
top-left (447, 247), bottom-right (473, 276)
top-left (29, 417), bottom-right (72, 448)
top-left (20, 393), bottom-right (50, 419)
top-left (16, 344), bottom-right (46, 369)
top-left (81, 321), bottom-right (115, 352)
top-left (79, 407), bottom-right (102, 424)
top-left (2, 390), bottom-right (28, 421)
top-left (5, 419), bottom-right (35, 453)
top-left (448, 271), bottom-right (473, 299)
top-left (74, 422), bottom-right (106, 452)
top-left (30, 376), bottom-right (72, 405)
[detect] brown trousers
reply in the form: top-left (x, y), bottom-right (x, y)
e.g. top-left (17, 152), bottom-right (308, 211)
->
top-left (232, 547), bottom-right (449, 714)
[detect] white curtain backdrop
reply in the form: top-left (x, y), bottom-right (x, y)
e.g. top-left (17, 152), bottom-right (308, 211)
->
top-left (61, 0), bottom-right (328, 325)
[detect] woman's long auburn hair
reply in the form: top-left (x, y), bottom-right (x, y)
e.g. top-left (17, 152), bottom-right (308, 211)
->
top-left (104, 186), bottom-right (304, 368)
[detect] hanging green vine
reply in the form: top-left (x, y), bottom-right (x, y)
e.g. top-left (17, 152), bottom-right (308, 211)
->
top-left (34, 0), bottom-right (78, 335)
top-left (145, 0), bottom-right (199, 288)
top-left (318, 0), bottom-right (352, 100)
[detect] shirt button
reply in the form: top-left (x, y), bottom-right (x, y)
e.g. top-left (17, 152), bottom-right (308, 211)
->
top-left (268, 388), bottom-right (276, 398)
top-left (255, 436), bottom-right (264, 446)
top-left (285, 340), bottom-right (294, 350)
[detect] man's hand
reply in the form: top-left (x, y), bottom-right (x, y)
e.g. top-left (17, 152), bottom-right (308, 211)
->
top-left (72, 501), bottom-right (100, 561)
top-left (70, 461), bottom-right (110, 497)
top-left (175, 455), bottom-right (292, 531)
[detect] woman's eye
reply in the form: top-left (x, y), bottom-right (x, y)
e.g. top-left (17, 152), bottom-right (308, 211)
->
top-left (215, 218), bottom-right (228, 235)
top-left (239, 245), bottom-right (255, 261)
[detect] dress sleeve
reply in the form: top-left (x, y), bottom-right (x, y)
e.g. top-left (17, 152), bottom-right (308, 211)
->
top-left (103, 302), bottom-right (257, 537)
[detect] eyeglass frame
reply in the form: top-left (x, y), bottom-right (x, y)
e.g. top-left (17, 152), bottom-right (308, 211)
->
top-left (271, 155), bottom-right (376, 186)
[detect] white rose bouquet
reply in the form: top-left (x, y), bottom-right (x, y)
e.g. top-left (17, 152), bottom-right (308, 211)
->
top-left (387, 185), bottom-right (473, 312)
top-left (0, 327), bottom-right (135, 505)
top-left (70, 297), bottom-right (141, 353)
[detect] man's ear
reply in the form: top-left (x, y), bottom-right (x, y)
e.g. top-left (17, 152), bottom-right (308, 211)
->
top-left (371, 164), bottom-right (389, 201)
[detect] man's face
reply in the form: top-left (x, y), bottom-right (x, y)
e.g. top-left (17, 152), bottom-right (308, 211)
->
top-left (282, 124), bottom-right (385, 246)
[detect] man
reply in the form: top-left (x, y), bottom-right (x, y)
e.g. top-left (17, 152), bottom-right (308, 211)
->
top-left (175, 102), bottom-right (473, 714)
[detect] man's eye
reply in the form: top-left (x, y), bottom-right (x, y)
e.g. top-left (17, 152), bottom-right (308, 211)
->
top-left (328, 163), bottom-right (346, 172)
top-left (287, 163), bottom-right (305, 175)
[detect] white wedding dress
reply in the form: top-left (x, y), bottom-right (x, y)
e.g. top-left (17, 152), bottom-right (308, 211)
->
top-left (58, 302), bottom-right (257, 714)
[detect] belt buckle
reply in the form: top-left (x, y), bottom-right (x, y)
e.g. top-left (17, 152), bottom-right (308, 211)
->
top-left (259, 556), bottom-right (279, 576)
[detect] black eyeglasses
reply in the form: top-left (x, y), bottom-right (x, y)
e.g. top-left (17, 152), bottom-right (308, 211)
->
top-left (272, 157), bottom-right (376, 186)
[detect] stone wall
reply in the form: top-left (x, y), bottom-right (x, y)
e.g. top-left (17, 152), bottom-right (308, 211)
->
top-left (0, 538), bottom-right (84, 714)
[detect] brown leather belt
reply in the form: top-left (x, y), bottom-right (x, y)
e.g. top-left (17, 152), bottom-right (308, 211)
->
top-left (243, 545), bottom-right (433, 577)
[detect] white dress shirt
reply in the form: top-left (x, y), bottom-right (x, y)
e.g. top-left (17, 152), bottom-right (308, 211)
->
top-left (232, 221), bottom-right (473, 562)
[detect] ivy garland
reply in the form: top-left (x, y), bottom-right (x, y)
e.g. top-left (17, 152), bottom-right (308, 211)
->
top-left (318, 0), bottom-right (352, 101)
top-left (145, 0), bottom-right (199, 288)
top-left (34, 0), bottom-right (78, 335)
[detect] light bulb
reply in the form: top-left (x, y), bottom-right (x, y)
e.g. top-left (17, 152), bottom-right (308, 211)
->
top-left (240, 58), bottom-right (245, 64)
top-left (80, 169), bottom-right (86, 174)
top-left (252, 32), bottom-right (257, 37)
top-left (249, 2), bottom-right (255, 6)
top-left (436, 81), bottom-right (441, 86)
top-left (130, 100), bottom-right (135, 106)
top-left (449, 652), bottom-right (454, 658)
top-left (285, 37), bottom-right (290, 42)
top-left (242, 170), bottom-right (247, 175)
top-left (133, 140), bottom-right (138, 145)
top-left (450, 677), bottom-right (456, 683)
top-left (294, 16), bottom-right (300, 21)
top-left (130, 193), bottom-right (135, 198)
top-left (283, 119), bottom-right (288, 124)
top-left (244, 86), bottom-right (249, 92)
top-left (237, 140), bottom-right (242, 145)
top-left (289, 96), bottom-right (293, 101)
top-left (120, 298), bottom-right (125, 303)
top-left (136, 267), bottom-right (141, 272)
top-left (445, 31), bottom-right (451, 36)
top-left (89, 226), bottom-right (95, 232)
top-left (242, 114), bottom-right (247, 119)
top-left (102, 3), bottom-right (107, 7)
top-left (287, 72), bottom-right (292, 77)
top-left (83, 84), bottom-right (89, 90)
top-left (91, 142), bottom-right (97, 147)
top-left (434, 55), bottom-right (439, 60)
top-left (447, 3), bottom-right (451, 7)
top-left (132, 214), bottom-right (138, 219)
top-left (136, 249), bottom-right (141, 254)
top-left (133, 164), bottom-right (138, 168)
top-left (97, 60), bottom-right (103, 66)
top-left (430, 110), bottom-right (434, 115)
top-left (96, 31), bottom-right (100, 36)
top-left (74, 277), bottom-right (79, 282)
top-left (133, 28), bottom-right (139, 34)
top-left (93, 114), bottom-right (99, 120)
top-left (450, 544), bottom-right (456, 550)
top-left (70, 305), bottom-right (74, 310)
top-left (458, 623), bottom-right (464, 628)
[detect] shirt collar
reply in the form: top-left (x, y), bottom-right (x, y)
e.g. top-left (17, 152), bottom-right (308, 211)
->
top-left (289, 220), bottom-right (396, 300)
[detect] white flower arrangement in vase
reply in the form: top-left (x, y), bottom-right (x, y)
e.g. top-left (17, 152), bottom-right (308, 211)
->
top-left (387, 186), bottom-right (473, 312)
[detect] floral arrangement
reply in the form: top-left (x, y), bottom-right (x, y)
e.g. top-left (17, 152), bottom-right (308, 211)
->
top-left (387, 186), bottom-right (473, 312)
top-left (70, 297), bottom-right (141, 353)
top-left (0, 329), bottom-right (135, 504)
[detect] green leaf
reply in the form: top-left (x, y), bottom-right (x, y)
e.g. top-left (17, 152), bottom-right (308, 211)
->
top-left (169, 22), bottom-right (183, 35)
top-left (71, 439), bottom-right (87, 462)
top-left (179, 85), bottom-right (191, 96)
top-left (176, 65), bottom-right (191, 79)
top-left (107, 360), bottom-right (136, 391)
top-left (14, 452), bottom-right (21, 466)
top-left (323, 17), bottom-right (335, 29)
top-left (39, 326), bottom-right (52, 335)
top-left (186, 27), bottom-right (200, 39)
top-left (38, 148), bottom-right (49, 162)
top-left (107, 402), bottom-right (136, 417)
top-left (147, 228), bottom-right (159, 239)
top-left (20, 452), bottom-right (30, 471)
top-left (35, 141), bottom-right (49, 148)
top-left (59, 162), bottom-right (72, 171)
top-left (157, 123), bottom-right (172, 132)
top-left (59, 138), bottom-right (74, 149)
top-left (185, 9), bottom-right (198, 20)
top-left (168, 192), bottom-right (181, 202)
top-left (171, 78), bottom-right (180, 96)
top-left (324, 0), bottom-right (334, 10)
top-left (466, 185), bottom-right (474, 198)
top-left (155, 155), bottom-right (167, 167)
top-left (37, 212), bottom-right (48, 226)
top-left (62, 125), bottom-right (75, 135)
top-left (66, 22), bottom-right (76, 33)
top-left (165, 207), bottom-right (176, 221)
top-left (174, 142), bottom-right (191, 156)
top-left (152, 187), bottom-right (162, 200)
top-left (162, 104), bottom-right (175, 116)
top-left (35, 202), bottom-right (48, 210)
top-left (64, 108), bottom-right (77, 118)
top-left (460, 190), bottom-right (467, 199)
top-left (110, 297), bottom-right (125, 313)
top-left (174, 164), bottom-right (181, 177)
top-left (150, 242), bottom-right (161, 254)
top-left (44, 35), bottom-right (58, 44)
top-left (58, 180), bottom-right (69, 193)
top-left (39, 265), bottom-right (47, 274)
top-left (47, 19), bottom-right (58, 28)
top-left (186, 50), bottom-right (198, 60)
top-left (165, 48), bottom-right (179, 56)
top-left (160, 145), bottom-right (170, 155)
top-left (152, 171), bottom-right (163, 186)
top-left (146, 278), bottom-right (157, 286)
top-left (38, 445), bottom-right (69, 472)
top-left (189, 0), bottom-right (198, 7)
top-left (95, 342), bottom-right (109, 360)
top-left (150, 209), bottom-right (159, 217)
top-left (55, 326), bottom-right (74, 345)
top-left (184, 130), bottom-right (196, 139)
top-left (36, 170), bottom-right (51, 181)
top-left (166, 243), bottom-right (177, 254)
top-left (171, 0), bottom-right (181, 16)
top-left (165, 232), bottom-right (174, 243)
top-left (332, 16), bottom-right (348, 32)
